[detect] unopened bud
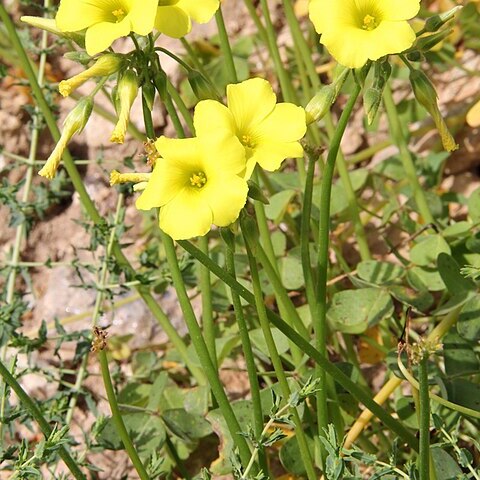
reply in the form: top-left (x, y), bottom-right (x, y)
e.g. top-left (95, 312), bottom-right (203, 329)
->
top-left (363, 87), bottom-right (382, 125)
top-left (142, 82), bottom-right (156, 111)
top-left (424, 6), bottom-right (462, 32)
top-left (59, 54), bottom-right (124, 97)
top-left (21, 16), bottom-right (85, 47)
top-left (188, 70), bottom-right (220, 101)
top-left (247, 180), bottom-right (269, 205)
top-left (416, 28), bottom-right (453, 53)
top-left (110, 170), bottom-right (151, 186)
top-left (305, 85), bottom-right (336, 124)
top-left (410, 70), bottom-right (458, 152)
top-left (240, 212), bottom-right (259, 254)
top-left (110, 70), bottom-right (139, 144)
top-left (466, 99), bottom-right (480, 128)
top-left (39, 97), bottom-right (93, 179)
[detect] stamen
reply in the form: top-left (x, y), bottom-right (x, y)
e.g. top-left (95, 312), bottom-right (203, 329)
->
top-left (362, 14), bottom-right (378, 31)
top-left (112, 9), bottom-right (125, 22)
top-left (190, 172), bottom-right (207, 188)
top-left (240, 134), bottom-right (255, 149)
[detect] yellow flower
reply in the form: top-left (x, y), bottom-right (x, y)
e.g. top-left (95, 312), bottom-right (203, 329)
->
top-left (193, 78), bottom-right (306, 179)
top-left (59, 54), bottom-right (124, 97)
top-left (110, 70), bottom-right (139, 144)
top-left (309, 0), bottom-right (420, 69)
top-left (55, 0), bottom-right (158, 56)
top-left (136, 135), bottom-right (248, 240)
top-left (39, 98), bottom-right (93, 179)
top-left (467, 99), bottom-right (480, 128)
top-left (155, 0), bottom-right (220, 38)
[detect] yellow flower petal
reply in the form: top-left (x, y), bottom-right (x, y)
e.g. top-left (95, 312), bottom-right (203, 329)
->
top-left (155, 5), bottom-right (191, 38)
top-left (85, 20), bottom-right (131, 56)
top-left (202, 135), bottom-right (247, 176)
top-left (56, 0), bottom-right (106, 32)
top-left (128, 0), bottom-right (158, 35)
top-left (176, 0), bottom-right (219, 23)
top-left (379, 0), bottom-right (420, 21)
top-left (252, 103), bottom-right (307, 143)
top-left (467, 99), bottom-right (480, 128)
top-left (251, 141), bottom-right (304, 172)
top-left (194, 100), bottom-right (236, 139)
top-left (159, 189), bottom-right (213, 240)
top-left (227, 78), bottom-right (277, 132)
top-left (202, 175), bottom-right (248, 227)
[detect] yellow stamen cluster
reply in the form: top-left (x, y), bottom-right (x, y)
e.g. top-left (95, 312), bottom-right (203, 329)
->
top-left (189, 172), bottom-right (207, 188)
top-left (112, 9), bottom-right (126, 22)
top-left (362, 14), bottom-right (378, 31)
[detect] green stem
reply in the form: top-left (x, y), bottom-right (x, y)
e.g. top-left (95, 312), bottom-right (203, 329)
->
top-left (199, 236), bottom-right (217, 371)
top-left (243, 229), bottom-right (317, 480)
top-left (383, 84), bottom-right (434, 224)
top-left (0, 5), bottom-right (204, 385)
top-left (98, 350), bottom-right (150, 480)
top-left (160, 232), bottom-right (252, 467)
top-left (0, 359), bottom-right (86, 479)
top-left (215, 6), bottom-right (238, 84)
top-left (418, 356), bottom-right (430, 480)
top-left (224, 239), bottom-right (267, 474)
top-left (178, 239), bottom-right (419, 451)
top-left (315, 83), bottom-right (362, 461)
top-left (167, 79), bottom-right (195, 134)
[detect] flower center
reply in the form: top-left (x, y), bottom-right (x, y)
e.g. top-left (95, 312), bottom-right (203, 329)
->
top-left (112, 9), bottom-right (126, 22)
top-left (240, 134), bottom-right (256, 149)
top-left (189, 172), bottom-right (207, 188)
top-left (158, 0), bottom-right (179, 5)
top-left (362, 14), bottom-right (379, 31)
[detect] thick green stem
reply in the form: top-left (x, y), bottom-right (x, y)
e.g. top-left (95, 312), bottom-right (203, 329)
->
top-left (0, 6), bottom-right (204, 385)
top-left (383, 85), bottom-right (434, 224)
top-left (315, 83), bottom-right (362, 461)
top-left (160, 232), bottom-right (252, 467)
top-left (199, 236), bottom-right (217, 371)
top-left (178, 240), bottom-right (419, 451)
top-left (0, 360), bottom-right (86, 479)
top-left (98, 350), bottom-right (150, 480)
top-left (215, 6), bottom-right (238, 84)
top-left (243, 232), bottom-right (317, 480)
top-left (224, 240), bottom-right (267, 474)
top-left (418, 356), bottom-right (430, 480)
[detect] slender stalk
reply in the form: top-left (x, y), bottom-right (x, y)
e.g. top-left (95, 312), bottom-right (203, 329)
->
top-left (199, 236), bottom-right (217, 371)
top-left (383, 84), bottom-right (434, 224)
top-left (315, 83), bottom-right (362, 460)
top-left (224, 240), bottom-right (267, 474)
top-left (0, 359), bottom-right (86, 479)
top-left (173, 240), bottom-right (417, 451)
top-left (98, 350), bottom-right (150, 480)
top-left (0, 5), bottom-right (205, 385)
top-left (418, 356), bottom-right (430, 480)
top-left (243, 230), bottom-right (317, 480)
top-left (160, 232), bottom-right (252, 467)
top-left (215, 6), bottom-right (238, 84)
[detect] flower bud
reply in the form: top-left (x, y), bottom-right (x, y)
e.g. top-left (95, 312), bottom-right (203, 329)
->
top-left (110, 70), bottom-right (139, 144)
top-left (39, 97), bottom-right (93, 179)
top-left (417, 28), bottom-right (453, 53)
top-left (424, 6), bottom-right (462, 32)
top-left (247, 180), bottom-right (269, 205)
top-left (240, 212), bottom-right (259, 254)
top-left (410, 70), bottom-right (458, 152)
top-left (59, 54), bottom-right (124, 97)
top-left (466, 99), bottom-right (480, 128)
top-left (142, 82), bottom-right (156, 111)
top-left (363, 87), bottom-right (382, 125)
top-left (188, 70), bottom-right (220, 101)
top-left (109, 170), bottom-right (151, 186)
top-left (21, 16), bottom-right (85, 47)
top-left (305, 85), bottom-right (336, 124)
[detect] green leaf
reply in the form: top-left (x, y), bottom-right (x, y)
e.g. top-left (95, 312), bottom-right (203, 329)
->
top-left (279, 434), bottom-right (315, 475)
top-left (389, 285), bottom-right (434, 311)
top-left (410, 234), bottom-right (451, 266)
top-left (467, 186), bottom-right (480, 222)
top-left (431, 448), bottom-right (463, 480)
top-left (162, 408), bottom-right (212, 442)
top-left (97, 413), bottom-right (166, 459)
top-left (437, 253), bottom-right (476, 294)
top-left (117, 382), bottom-right (151, 408)
top-left (271, 231), bottom-right (287, 257)
top-left (443, 333), bottom-right (480, 377)
top-left (457, 295), bottom-right (480, 341)
top-left (147, 372), bottom-right (169, 411)
top-left (443, 221), bottom-right (471, 239)
top-left (249, 327), bottom-right (290, 357)
top-left (444, 378), bottom-right (480, 412)
top-left (264, 190), bottom-right (297, 224)
top-left (279, 254), bottom-right (304, 290)
top-left (328, 288), bottom-right (394, 334)
top-left (408, 266), bottom-right (446, 292)
top-left (357, 260), bottom-right (405, 285)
